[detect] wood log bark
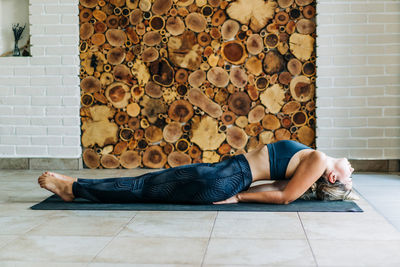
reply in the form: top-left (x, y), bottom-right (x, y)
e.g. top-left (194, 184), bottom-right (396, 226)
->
top-left (277, 0), bottom-right (294, 8)
top-left (114, 141), bottom-right (128, 155)
top-left (260, 84), bottom-right (285, 113)
top-left (228, 91), bottom-right (251, 116)
top-left (145, 125), bottom-right (163, 143)
top-left (126, 103), bottom-right (140, 117)
top-left (282, 101), bottom-right (301, 114)
top-left (221, 41), bottom-right (247, 65)
top-left (115, 111), bottom-right (129, 125)
top-left (290, 75), bottom-right (314, 102)
top-left (202, 150), bottom-right (220, 163)
top-left (245, 57), bottom-right (263, 76)
top-left (163, 121), bottom-right (183, 143)
top-left (141, 95), bottom-right (167, 123)
top-left (248, 105), bottom-right (265, 123)
top-left (218, 143), bottom-right (231, 155)
top-left (176, 139), bottom-right (190, 152)
top-left (262, 114), bottom-right (281, 130)
top-left (259, 131), bottom-right (274, 144)
top-left (79, 0), bottom-right (316, 169)
top-left (187, 87), bottom-right (223, 118)
top-left (289, 33), bottom-right (314, 62)
top-left (100, 154), bottom-right (120, 168)
top-left (297, 126), bottom-right (314, 146)
top-left (81, 105), bottom-right (119, 148)
top-left (191, 115), bottom-right (226, 150)
top-left (120, 150), bottom-right (141, 168)
top-left (287, 58), bottom-right (302, 76)
top-left (83, 148), bottom-right (101, 169)
top-left (167, 151), bottom-right (192, 167)
top-left (275, 128), bottom-right (291, 141)
top-left (120, 128), bottom-right (134, 142)
top-left (226, 0), bottom-right (277, 32)
top-left (168, 31), bottom-right (202, 70)
top-left (226, 126), bottom-right (248, 149)
top-left (245, 122), bottom-right (263, 136)
top-left (168, 99), bottom-right (194, 122)
top-left (296, 19), bottom-right (316, 35)
top-left (105, 82), bottom-right (131, 108)
top-left (263, 51), bottom-right (285, 74)
top-left (235, 115), bottom-right (248, 128)
top-left (143, 145), bottom-right (167, 168)
top-left (207, 67), bottom-right (230, 88)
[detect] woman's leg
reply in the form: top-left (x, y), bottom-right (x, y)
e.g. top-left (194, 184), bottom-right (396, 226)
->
top-left (39, 154), bottom-right (253, 204)
top-left (72, 169), bottom-right (167, 203)
top-left (71, 163), bottom-right (222, 203)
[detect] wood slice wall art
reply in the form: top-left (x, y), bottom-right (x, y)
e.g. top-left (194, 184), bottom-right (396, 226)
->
top-left (79, 0), bottom-right (317, 169)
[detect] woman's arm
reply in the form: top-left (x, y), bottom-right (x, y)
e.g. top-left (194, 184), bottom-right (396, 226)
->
top-left (214, 151), bottom-right (326, 205)
top-left (246, 180), bottom-right (289, 193)
top-left (238, 151), bottom-right (326, 204)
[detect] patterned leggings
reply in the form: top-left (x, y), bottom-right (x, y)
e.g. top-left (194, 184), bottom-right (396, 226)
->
top-left (72, 154), bottom-right (253, 204)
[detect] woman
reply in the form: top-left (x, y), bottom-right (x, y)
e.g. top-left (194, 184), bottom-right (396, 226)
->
top-left (38, 140), bottom-right (355, 205)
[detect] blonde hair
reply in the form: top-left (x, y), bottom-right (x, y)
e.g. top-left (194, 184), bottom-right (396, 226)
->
top-left (300, 178), bottom-right (358, 201)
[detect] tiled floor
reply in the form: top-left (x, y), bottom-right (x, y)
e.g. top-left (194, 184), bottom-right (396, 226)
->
top-left (0, 169), bottom-right (399, 266)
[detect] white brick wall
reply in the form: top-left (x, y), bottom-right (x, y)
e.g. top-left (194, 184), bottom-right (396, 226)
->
top-left (0, 0), bottom-right (80, 158)
top-left (316, 0), bottom-right (400, 159)
top-left (0, 0), bottom-right (398, 160)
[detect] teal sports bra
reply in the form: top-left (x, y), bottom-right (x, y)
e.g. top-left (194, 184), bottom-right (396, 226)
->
top-left (267, 140), bottom-right (312, 180)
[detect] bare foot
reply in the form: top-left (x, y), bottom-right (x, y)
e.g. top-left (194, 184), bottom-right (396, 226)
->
top-left (47, 171), bottom-right (78, 183)
top-left (38, 171), bottom-right (76, 202)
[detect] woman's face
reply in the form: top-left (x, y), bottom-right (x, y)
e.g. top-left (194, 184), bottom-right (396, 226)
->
top-left (334, 158), bottom-right (354, 190)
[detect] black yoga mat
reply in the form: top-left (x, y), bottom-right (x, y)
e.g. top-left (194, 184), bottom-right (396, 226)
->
top-left (30, 194), bottom-right (363, 212)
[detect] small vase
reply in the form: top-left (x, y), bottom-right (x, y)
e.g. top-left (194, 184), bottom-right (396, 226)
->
top-left (13, 41), bottom-right (20, 56)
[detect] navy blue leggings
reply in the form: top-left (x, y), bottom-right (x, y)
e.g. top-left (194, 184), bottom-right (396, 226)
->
top-left (72, 154), bottom-right (253, 204)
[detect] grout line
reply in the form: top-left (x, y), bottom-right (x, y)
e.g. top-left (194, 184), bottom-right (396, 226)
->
top-left (88, 212), bottom-right (138, 264)
top-left (353, 186), bottom-right (400, 232)
top-left (200, 211), bottom-right (218, 267)
top-left (297, 212), bottom-right (319, 267)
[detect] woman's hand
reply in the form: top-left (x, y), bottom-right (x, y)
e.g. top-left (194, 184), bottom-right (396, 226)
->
top-left (213, 194), bottom-right (239, 204)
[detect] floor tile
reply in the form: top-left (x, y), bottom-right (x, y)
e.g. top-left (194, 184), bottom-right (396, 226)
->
top-left (216, 211), bottom-right (294, 220)
top-left (90, 263), bottom-right (197, 267)
top-left (203, 238), bottom-right (315, 266)
top-left (203, 265), bottom-right (316, 267)
top-left (212, 212), bottom-right (305, 239)
top-left (0, 216), bottom-right (47, 235)
top-left (134, 210), bottom-right (217, 220)
top-left (300, 212), bottom-right (400, 240)
top-left (26, 215), bottom-right (132, 236)
top-left (0, 236), bottom-right (18, 249)
top-left (48, 210), bottom-right (138, 218)
top-left (352, 173), bottom-right (400, 186)
top-left (0, 261), bottom-right (89, 267)
top-left (0, 171), bottom-right (399, 265)
top-left (0, 236), bottom-right (112, 262)
top-left (119, 215), bottom-right (214, 238)
top-left (310, 239), bottom-right (400, 266)
top-left (93, 237), bottom-right (208, 265)
top-left (0, 202), bottom-right (57, 217)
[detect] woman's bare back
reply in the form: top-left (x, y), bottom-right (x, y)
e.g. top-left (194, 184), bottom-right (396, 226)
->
top-left (243, 144), bottom-right (314, 182)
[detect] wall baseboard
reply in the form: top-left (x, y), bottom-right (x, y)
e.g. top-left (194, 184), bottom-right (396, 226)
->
top-left (349, 160), bottom-right (399, 172)
top-left (0, 158), bottom-right (83, 170)
top-left (1, 158), bottom-right (399, 172)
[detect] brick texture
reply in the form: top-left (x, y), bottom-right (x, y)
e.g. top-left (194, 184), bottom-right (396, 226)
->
top-left (0, 0), bottom-right (398, 160)
top-left (316, 0), bottom-right (400, 159)
top-left (0, 0), bottom-right (80, 158)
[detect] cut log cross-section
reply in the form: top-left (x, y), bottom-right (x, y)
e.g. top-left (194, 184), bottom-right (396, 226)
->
top-left (78, 0), bottom-right (316, 168)
top-left (191, 116), bottom-right (226, 150)
top-left (187, 88), bottom-right (223, 118)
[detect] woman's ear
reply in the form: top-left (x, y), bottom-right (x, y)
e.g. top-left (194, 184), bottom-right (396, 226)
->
top-left (328, 172), bottom-right (336, 184)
